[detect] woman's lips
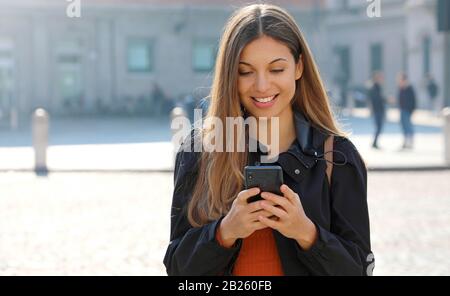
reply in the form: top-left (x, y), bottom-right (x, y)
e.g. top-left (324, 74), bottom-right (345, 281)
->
top-left (251, 94), bottom-right (279, 109)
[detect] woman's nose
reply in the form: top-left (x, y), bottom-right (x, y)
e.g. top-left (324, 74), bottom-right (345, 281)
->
top-left (255, 74), bottom-right (270, 93)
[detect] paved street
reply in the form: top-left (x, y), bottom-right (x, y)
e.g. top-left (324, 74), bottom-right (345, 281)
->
top-left (0, 170), bottom-right (448, 276)
top-left (0, 172), bottom-right (172, 276)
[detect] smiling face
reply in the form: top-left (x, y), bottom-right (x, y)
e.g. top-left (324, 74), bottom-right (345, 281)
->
top-left (238, 35), bottom-right (303, 119)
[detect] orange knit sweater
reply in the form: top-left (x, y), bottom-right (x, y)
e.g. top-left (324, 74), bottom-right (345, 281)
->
top-left (216, 227), bottom-right (284, 276)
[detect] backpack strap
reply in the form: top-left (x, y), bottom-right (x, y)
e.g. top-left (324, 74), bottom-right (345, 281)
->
top-left (324, 135), bottom-right (334, 185)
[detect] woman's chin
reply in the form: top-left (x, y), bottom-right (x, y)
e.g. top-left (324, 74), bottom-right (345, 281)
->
top-left (249, 111), bottom-right (278, 119)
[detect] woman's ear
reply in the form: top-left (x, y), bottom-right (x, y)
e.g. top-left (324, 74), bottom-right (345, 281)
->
top-left (295, 55), bottom-right (304, 80)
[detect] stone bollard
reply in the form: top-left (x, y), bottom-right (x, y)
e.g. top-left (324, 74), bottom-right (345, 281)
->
top-left (32, 108), bottom-right (49, 174)
top-left (444, 107), bottom-right (450, 166)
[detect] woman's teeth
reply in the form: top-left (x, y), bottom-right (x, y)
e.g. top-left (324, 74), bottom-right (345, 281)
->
top-left (252, 95), bottom-right (277, 103)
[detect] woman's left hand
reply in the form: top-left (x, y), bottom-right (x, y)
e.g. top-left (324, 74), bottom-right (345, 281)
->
top-left (258, 184), bottom-right (318, 250)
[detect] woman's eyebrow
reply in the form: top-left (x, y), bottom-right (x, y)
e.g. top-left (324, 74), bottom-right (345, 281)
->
top-left (239, 57), bottom-right (288, 66)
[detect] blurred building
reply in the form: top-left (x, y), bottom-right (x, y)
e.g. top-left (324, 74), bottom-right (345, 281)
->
top-left (0, 0), bottom-right (446, 123)
top-left (325, 0), bottom-right (446, 111)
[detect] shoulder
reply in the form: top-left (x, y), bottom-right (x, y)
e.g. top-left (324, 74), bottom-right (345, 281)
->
top-left (172, 130), bottom-right (204, 205)
top-left (174, 128), bottom-right (202, 177)
top-left (333, 136), bottom-right (357, 153)
top-left (332, 136), bottom-right (367, 173)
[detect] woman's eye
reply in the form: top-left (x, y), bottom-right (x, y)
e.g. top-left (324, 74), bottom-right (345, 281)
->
top-left (238, 69), bottom-right (284, 76)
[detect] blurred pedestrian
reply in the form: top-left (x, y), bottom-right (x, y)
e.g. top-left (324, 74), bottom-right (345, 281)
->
top-left (367, 71), bottom-right (386, 149)
top-left (397, 73), bottom-right (417, 149)
top-left (425, 74), bottom-right (439, 115)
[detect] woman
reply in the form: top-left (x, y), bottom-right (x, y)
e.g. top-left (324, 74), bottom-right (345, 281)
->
top-left (163, 4), bottom-right (374, 276)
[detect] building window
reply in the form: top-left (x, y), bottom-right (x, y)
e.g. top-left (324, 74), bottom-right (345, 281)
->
top-left (333, 46), bottom-right (351, 83)
top-left (423, 36), bottom-right (431, 75)
top-left (370, 43), bottom-right (383, 73)
top-left (193, 41), bottom-right (216, 72)
top-left (127, 38), bottom-right (153, 73)
top-left (54, 40), bottom-right (84, 111)
top-left (0, 39), bottom-right (15, 111)
top-left (333, 46), bottom-right (351, 108)
top-left (57, 52), bottom-right (83, 108)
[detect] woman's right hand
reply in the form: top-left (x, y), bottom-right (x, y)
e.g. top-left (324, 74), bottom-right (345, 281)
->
top-left (218, 187), bottom-right (276, 248)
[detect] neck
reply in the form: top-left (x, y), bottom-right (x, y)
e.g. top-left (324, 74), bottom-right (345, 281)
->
top-left (256, 106), bottom-right (296, 154)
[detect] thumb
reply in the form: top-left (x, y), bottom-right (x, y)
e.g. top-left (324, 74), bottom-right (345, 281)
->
top-left (238, 187), bottom-right (260, 203)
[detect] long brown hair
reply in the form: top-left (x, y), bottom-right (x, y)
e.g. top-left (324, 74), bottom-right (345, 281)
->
top-left (187, 4), bottom-right (345, 227)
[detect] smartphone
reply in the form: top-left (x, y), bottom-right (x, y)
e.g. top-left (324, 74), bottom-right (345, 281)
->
top-left (244, 165), bottom-right (284, 203)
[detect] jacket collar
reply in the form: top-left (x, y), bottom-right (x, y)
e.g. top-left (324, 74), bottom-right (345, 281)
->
top-left (289, 108), bottom-right (328, 166)
top-left (272, 109), bottom-right (329, 183)
top-left (248, 107), bottom-right (329, 171)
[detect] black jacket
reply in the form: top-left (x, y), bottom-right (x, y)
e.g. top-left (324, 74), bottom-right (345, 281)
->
top-left (368, 82), bottom-right (386, 115)
top-left (399, 85), bottom-right (417, 112)
top-left (163, 110), bottom-right (374, 276)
